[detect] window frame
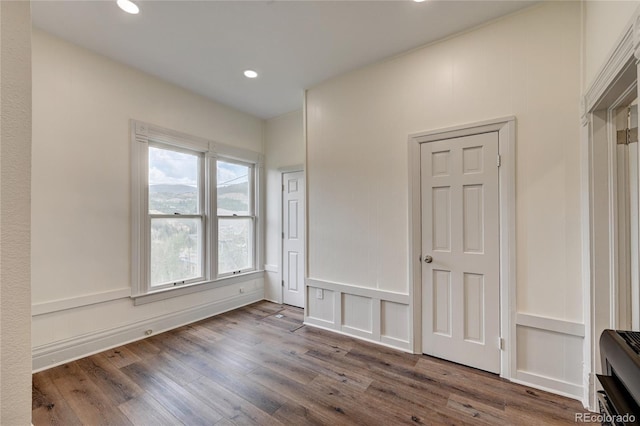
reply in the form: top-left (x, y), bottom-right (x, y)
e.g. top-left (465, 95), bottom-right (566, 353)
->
top-left (131, 120), bottom-right (263, 302)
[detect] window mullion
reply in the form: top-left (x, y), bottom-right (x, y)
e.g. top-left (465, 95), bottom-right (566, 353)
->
top-left (208, 155), bottom-right (218, 281)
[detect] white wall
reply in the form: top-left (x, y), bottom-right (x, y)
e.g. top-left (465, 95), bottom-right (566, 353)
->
top-left (583, 0), bottom-right (640, 91)
top-left (306, 2), bottom-right (584, 398)
top-left (263, 110), bottom-right (305, 302)
top-left (1, 2), bottom-right (33, 423)
top-left (31, 30), bottom-right (265, 370)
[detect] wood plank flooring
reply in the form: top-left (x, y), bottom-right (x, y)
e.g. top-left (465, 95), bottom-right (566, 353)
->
top-left (32, 301), bottom-right (588, 425)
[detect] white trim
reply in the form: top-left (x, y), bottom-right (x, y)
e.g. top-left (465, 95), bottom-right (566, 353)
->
top-left (515, 313), bottom-right (585, 338)
top-left (408, 128), bottom-right (422, 354)
top-left (32, 289), bottom-right (263, 372)
top-left (264, 264), bottom-right (278, 273)
top-left (341, 325), bottom-right (374, 340)
top-left (408, 115), bottom-right (517, 143)
top-left (134, 120), bottom-right (209, 152)
top-left (133, 271), bottom-right (264, 305)
top-left (408, 116), bottom-right (516, 380)
top-left (306, 278), bottom-right (410, 304)
top-left (512, 371), bottom-right (583, 401)
top-left (32, 288), bottom-right (131, 316)
top-left (380, 335), bottom-right (411, 349)
top-left (303, 320), bottom-right (413, 353)
top-left (583, 12), bottom-right (638, 113)
top-left (278, 164), bottom-right (304, 173)
top-left (213, 144), bottom-right (262, 164)
top-left (303, 90), bottom-right (310, 321)
top-left (304, 316), bottom-right (334, 328)
top-left (580, 116), bottom-right (593, 409)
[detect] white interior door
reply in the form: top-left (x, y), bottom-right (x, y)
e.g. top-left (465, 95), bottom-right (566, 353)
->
top-left (282, 171), bottom-right (305, 308)
top-left (421, 131), bottom-right (501, 374)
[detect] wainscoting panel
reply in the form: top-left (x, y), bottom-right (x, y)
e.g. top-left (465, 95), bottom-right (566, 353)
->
top-left (307, 286), bottom-right (335, 325)
top-left (514, 314), bottom-right (585, 400)
top-left (305, 279), bottom-right (411, 351)
top-left (342, 293), bottom-right (373, 334)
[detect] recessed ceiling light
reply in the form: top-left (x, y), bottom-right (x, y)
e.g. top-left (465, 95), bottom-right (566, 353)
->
top-left (117, 0), bottom-right (139, 14)
top-left (413, 0), bottom-right (426, 2)
top-left (244, 70), bottom-right (258, 79)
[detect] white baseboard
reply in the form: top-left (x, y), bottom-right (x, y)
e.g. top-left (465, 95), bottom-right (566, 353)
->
top-left (304, 320), bottom-right (413, 353)
top-left (32, 289), bottom-right (263, 372)
top-left (380, 335), bottom-right (411, 350)
top-left (513, 370), bottom-right (584, 401)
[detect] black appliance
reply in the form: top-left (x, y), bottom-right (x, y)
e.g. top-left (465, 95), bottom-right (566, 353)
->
top-left (597, 330), bottom-right (640, 425)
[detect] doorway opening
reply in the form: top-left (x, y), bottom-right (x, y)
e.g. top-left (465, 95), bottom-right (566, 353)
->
top-left (613, 100), bottom-right (640, 332)
top-left (583, 53), bottom-right (640, 409)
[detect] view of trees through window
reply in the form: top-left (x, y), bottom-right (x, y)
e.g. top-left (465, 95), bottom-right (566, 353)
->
top-left (217, 160), bottom-right (253, 274)
top-left (149, 146), bottom-right (201, 286)
top-left (148, 146), bottom-right (254, 286)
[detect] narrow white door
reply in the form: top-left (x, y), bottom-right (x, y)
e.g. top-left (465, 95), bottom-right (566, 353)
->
top-left (421, 131), bottom-right (500, 374)
top-left (282, 171), bottom-right (305, 308)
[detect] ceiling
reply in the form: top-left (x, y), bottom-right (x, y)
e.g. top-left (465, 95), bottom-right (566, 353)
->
top-left (32, 0), bottom-right (538, 119)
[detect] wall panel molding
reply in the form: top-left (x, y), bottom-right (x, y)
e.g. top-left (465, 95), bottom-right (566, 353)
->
top-left (515, 323), bottom-right (584, 402)
top-left (515, 313), bottom-right (585, 337)
top-left (306, 278), bottom-right (409, 304)
top-left (305, 279), bottom-right (411, 351)
top-left (32, 288), bottom-right (131, 316)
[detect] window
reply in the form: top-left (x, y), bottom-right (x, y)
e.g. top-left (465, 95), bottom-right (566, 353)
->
top-left (148, 145), bottom-right (204, 287)
top-left (217, 160), bottom-right (255, 275)
top-left (131, 121), bottom-right (262, 299)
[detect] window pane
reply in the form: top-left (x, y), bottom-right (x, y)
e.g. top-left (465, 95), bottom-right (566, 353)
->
top-left (151, 218), bottom-right (202, 286)
top-left (217, 161), bottom-right (250, 215)
top-left (218, 218), bottom-right (253, 274)
top-left (149, 146), bottom-right (199, 214)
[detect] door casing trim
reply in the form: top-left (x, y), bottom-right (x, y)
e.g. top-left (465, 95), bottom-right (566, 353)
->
top-left (407, 116), bottom-right (516, 379)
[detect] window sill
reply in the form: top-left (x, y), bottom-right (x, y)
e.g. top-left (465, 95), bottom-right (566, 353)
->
top-left (131, 270), bottom-right (264, 306)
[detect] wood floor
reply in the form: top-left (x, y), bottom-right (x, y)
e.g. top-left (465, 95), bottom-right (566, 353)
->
top-left (32, 301), bottom-right (587, 425)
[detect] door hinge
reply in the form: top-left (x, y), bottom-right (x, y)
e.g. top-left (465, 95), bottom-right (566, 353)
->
top-left (498, 337), bottom-right (504, 350)
top-left (497, 154), bottom-right (502, 167)
top-left (281, 280), bottom-right (284, 287)
top-left (282, 232), bottom-right (285, 239)
top-left (617, 128), bottom-right (639, 145)
top-left (282, 184), bottom-right (285, 191)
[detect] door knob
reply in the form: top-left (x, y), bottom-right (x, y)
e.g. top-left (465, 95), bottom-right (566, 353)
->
top-left (424, 255), bottom-right (433, 264)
